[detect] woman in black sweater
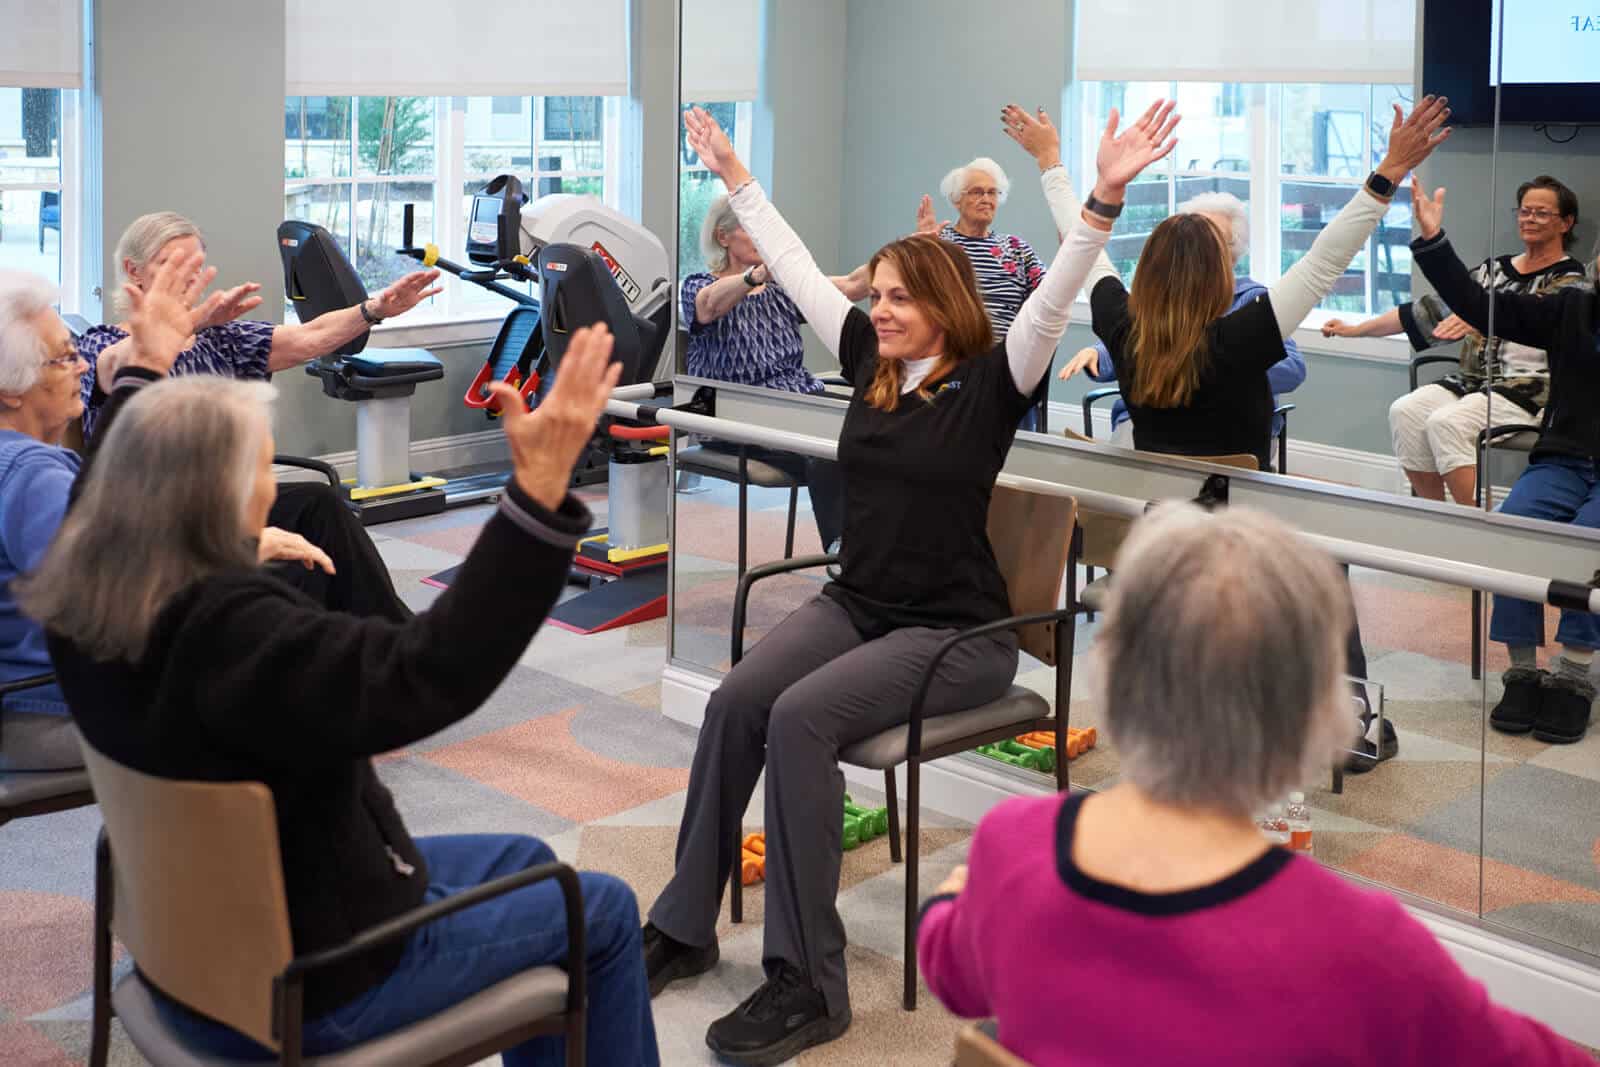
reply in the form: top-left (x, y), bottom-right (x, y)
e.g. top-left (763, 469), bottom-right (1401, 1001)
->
top-left (1411, 179), bottom-right (1600, 746)
top-left (19, 249), bottom-right (659, 1066)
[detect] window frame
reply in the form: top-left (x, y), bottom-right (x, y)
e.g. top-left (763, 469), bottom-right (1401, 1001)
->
top-left (0, 86), bottom-right (83, 314)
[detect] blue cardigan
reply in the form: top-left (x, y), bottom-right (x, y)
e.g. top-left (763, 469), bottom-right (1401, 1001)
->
top-left (0, 429), bottom-right (78, 714)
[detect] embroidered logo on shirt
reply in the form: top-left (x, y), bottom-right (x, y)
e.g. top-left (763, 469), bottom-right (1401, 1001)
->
top-left (934, 380), bottom-right (962, 396)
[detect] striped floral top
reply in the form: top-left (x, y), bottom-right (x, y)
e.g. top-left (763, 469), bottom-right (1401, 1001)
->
top-left (937, 226), bottom-right (1046, 341)
top-left (681, 272), bottom-right (824, 395)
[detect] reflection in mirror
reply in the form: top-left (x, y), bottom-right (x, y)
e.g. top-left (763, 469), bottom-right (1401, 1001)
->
top-left (1473, 0), bottom-right (1600, 961)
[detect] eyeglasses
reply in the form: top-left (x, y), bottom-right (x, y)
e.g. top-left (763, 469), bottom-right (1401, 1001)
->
top-left (42, 352), bottom-right (82, 370)
top-left (964, 187), bottom-right (1001, 200)
top-left (1514, 208), bottom-right (1560, 222)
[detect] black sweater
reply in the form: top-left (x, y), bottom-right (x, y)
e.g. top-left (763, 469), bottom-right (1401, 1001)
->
top-left (50, 371), bottom-right (592, 1016)
top-left (1412, 232), bottom-right (1600, 464)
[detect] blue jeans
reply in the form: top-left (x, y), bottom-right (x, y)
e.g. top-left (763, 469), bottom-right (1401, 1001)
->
top-left (1490, 456), bottom-right (1600, 651)
top-left (155, 834), bottom-right (659, 1066)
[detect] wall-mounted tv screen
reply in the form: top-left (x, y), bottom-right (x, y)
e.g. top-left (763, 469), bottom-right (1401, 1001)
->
top-left (1423, 0), bottom-right (1600, 126)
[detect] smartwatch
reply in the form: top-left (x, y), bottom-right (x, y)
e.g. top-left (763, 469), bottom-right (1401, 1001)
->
top-left (1364, 171), bottom-right (1398, 199)
top-left (1083, 194), bottom-right (1124, 220)
top-left (743, 267), bottom-right (761, 288)
top-left (359, 299), bottom-right (385, 325)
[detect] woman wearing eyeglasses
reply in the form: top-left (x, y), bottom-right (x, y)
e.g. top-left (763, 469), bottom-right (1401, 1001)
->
top-left (1322, 176), bottom-right (1586, 505)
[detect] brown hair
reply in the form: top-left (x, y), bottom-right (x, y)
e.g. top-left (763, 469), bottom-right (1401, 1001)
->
top-left (1516, 175), bottom-right (1580, 249)
top-left (862, 236), bottom-right (992, 412)
top-left (1125, 214), bottom-right (1234, 408)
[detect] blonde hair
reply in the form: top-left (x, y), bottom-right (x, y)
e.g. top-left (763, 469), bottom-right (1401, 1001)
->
top-left (699, 194), bottom-right (741, 275)
top-left (112, 212), bottom-right (205, 317)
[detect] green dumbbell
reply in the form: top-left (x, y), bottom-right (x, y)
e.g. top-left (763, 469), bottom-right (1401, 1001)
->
top-left (844, 799), bottom-right (887, 838)
top-left (976, 744), bottom-right (1025, 768)
top-left (843, 813), bottom-right (861, 850)
top-left (996, 738), bottom-right (1056, 774)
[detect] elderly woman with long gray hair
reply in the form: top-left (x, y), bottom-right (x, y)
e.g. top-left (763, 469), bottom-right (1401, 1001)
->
top-left (918, 504), bottom-right (1594, 1067)
top-left (19, 247), bottom-right (660, 1064)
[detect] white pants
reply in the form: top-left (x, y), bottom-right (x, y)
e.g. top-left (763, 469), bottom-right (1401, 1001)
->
top-left (1388, 384), bottom-right (1539, 475)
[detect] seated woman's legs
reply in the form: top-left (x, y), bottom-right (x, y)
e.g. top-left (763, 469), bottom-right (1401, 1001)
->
top-left (266, 481), bottom-right (411, 621)
top-left (1423, 390), bottom-right (1539, 506)
top-left (1388, 384), bottom-right (1462, 501)
top-left (1490, 457), bottom-right (1600, 741)
top-left (0, 709), bottom-right (81, 771)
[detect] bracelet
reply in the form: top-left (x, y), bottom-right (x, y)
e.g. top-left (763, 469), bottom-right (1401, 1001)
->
top-left (359, 299), bottom-right (384, 326)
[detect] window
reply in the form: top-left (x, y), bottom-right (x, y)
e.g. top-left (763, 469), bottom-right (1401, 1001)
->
top-left (678, 101), bottom-right (754, 276)
top-left (0, 87), bottom-right (81, 308)
top-left (284, 94), bottom-right (624, 323)
top-left (1075, 81), bottom-right (1415, 321)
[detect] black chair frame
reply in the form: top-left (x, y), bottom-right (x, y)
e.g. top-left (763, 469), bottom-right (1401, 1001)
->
top-left (1081, 386), bottom-right (1295, 474)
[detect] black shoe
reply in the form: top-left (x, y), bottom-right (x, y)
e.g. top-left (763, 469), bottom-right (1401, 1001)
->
top-left (1490, 667), bottom-right (1545, 735)
top-left (1533, 673), bottom-right (1594, 745)
top-left (643, 922), bottom-right (719, 998)
top-left (705, 963), bottom-right (850, 1066)
top-left (1344, 717), bottom-right (1398, 774)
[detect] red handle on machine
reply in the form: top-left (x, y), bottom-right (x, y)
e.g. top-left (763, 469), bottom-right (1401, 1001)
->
top-left (465, 363), bottom-right (540, 416)
top-left (607, 424), bottom-right (671, 441)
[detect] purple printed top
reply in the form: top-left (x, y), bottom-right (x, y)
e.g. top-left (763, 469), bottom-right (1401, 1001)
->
top-left (919, 792), bottom-right (1591, 1066)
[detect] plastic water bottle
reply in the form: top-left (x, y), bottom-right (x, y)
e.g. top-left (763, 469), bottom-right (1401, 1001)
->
top-left (1258, 803), bottom-right (1290, 846)
top-left (1285, 792), bottom-right (1313, 855)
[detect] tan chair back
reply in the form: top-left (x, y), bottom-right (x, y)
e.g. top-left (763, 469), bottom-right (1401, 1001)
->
top-left (80, 742), bottom-right (293, 1050)
top-left (987, 484), bottom-right (1077, 665)
top-left (955, 1023), bottom-right (1033, 1067)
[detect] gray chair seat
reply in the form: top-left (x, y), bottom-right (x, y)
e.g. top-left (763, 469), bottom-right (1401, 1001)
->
top-left (840, 686), bottom-right (1049, 770)
top-left (0, 768), bottom-right (92, 808)
top-left (676, 445), bottom-right (796, 488)
top-left (1079, 576), bottom-right (1111, 614)
top-left (112, 965), bottom-right (569, 1067)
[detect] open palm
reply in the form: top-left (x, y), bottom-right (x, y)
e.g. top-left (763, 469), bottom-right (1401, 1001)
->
top-left (1096, 99), bottom-right (1180, 190)
top-left (684, 107), bottom-right (739, 183)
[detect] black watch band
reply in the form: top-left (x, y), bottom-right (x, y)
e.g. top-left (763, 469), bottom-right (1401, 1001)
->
top-left (1083, 194), bottom-right (1124, 220)
top-left (359, 300), bottom-right (384, 325)
top-left (1365, 171), bottom-right (1397, 199)
top-left (743, 267), bottom-right (761, 288)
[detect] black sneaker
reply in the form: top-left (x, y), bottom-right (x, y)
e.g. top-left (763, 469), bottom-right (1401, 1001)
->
top-left (1344, 717), bottom-right (1398, 774)
top-left (642, 922), bottom-right (719, 998)
top-left (1534, 673), bottom-right (1594, 745)
top-left (705, 963), bottom-right (850, 1066)
top-left (1490, 667), bottom-right (1545, 735)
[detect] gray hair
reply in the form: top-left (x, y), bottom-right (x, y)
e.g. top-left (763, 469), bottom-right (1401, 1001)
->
top-left (1094, 503), bottom-right (1356, 817)
top-left (17, 377), bottom-right (275, 663)
top-left (1178, 191), bottom-right (1249, 264)
top-left (699, 193), bottom-right (741, 275)
top-left (0, 270), bottom-right (60, 394)
top-left (112, 211), bottom-right (205, 317)
top-left (939, 157), bottom-right (1011, 208)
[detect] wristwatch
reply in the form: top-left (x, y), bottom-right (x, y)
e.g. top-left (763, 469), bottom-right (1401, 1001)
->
top-left (742, 267), bottom-right (762, 288)
top-left (359, 299), bottom-right (385, 325)
top-left (1083, 194), bottom-right (1124, 220)
top-left (1364, 171), bottom-right (1398, 199)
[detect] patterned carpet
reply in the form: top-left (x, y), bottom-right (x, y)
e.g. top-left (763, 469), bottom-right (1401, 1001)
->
top-left (3, 469), bottom-right (1599, 1065)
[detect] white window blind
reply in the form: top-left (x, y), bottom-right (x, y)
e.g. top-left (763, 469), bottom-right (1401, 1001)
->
top-left (287, 0), bottom-right (629, 97)
top-left (1075, 0), bottom-right (1415, 85)
top-left (681, 0), bottom-right (761, 102)
top-left (0, 0), bottom-right (82, 89)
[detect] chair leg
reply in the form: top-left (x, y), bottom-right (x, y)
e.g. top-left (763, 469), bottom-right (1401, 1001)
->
top-left (737, 456), bottom-right (749, 579)
top-left (566, 1004), bottom-right (586, 1067)
top-left (784, 483), bottom-right (798, 560)
top-left (884, 767), bottom-right (902, 864)
top-left (1470, 590), bottom-right (1483, 682)
top-left (902, 760), bottom-right (920, 1011)
top-left (1084, 564), bottom-right (1096, 623)
top-left (90, 835), bottom-right (113, 1067)
top-left (730, 824), bottom-right (743, 923)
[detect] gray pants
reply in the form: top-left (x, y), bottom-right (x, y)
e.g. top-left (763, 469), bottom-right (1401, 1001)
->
top-left (0, 711), bottom-right (83, 771)
top-left (648, 594), bottom-right (1017, 1016)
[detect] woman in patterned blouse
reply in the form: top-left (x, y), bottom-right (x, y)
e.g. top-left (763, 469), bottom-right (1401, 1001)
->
top-left (680, 195), bottom-right (867, 549)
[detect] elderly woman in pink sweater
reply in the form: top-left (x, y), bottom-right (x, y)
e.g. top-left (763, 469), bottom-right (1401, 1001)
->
top-left (918, 504), bottom-right (1591, 1066)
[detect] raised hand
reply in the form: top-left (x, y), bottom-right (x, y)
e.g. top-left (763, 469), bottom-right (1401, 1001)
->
top-left (191, 281), bottom-right (265, 332)
top-left (257, 527), bottom-right (336, 574)
top-left (1096, 99), bottom-right (1180, 192)
top-left (1411, 175), bottom-right (1447, 240)
top-left (684, 107), bottom-right (751, 188)
top-left (914, 194), bottom-right (947, 236)
top-left (123, 245), bottom-right (215, 376)
top-left (488, 323), bottom-right (623, 511)
top-left (1001, 104), bottom-right (1062, 171)
top-left (1057, 346), bottom-right (1100, 382)
top-left (1432, 313), bottom-right (1475, 342)
top-left (1377, 97), bottom-right (1452, 183)
top-left (372, 269), bottom-right (444, 319)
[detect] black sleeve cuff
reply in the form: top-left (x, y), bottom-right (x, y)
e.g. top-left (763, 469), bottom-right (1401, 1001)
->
top-left (110, 366), bottom-right (162, 390)
top-left (497, 479), bottom-right (594, 551)
top-left (1409, 230), bottom-right (1450, 256)
top-left (918, 892), bottom-right (959, 927)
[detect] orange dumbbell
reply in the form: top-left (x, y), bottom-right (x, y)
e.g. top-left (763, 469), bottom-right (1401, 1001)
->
top-left (741, 832), bottom-right (767, 885)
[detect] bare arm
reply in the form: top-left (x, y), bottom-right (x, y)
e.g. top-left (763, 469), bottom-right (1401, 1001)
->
top-left (267, 269), bottom-right (443, 371)
top-left (692, 270), bottom-right (762, 326)
top-left (1322, 307), bottom-right (1404, 339)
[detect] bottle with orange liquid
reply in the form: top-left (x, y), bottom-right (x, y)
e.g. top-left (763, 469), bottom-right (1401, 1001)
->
top-left (1285, 791), bottom-right (1313, 856)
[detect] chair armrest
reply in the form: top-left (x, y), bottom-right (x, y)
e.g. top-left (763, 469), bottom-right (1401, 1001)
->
top-left (1478, 423), bottom-right (1538, 447)
top-left (274, 454), bottom-right (341, 489)
top-left (732, 554), bottom-right (839, 665)
top-left (905, 607), bottom-right (1079, 762)
top-left (277, 861), bottom-right (585, 1045)
top-left (1272, 402), bottom-right (1296, 419)
top-left (0, 672), bottom-right (56, 698)
top-left (1081, 386), bottom-right (1121, 438)
top-left (1409, 354), bottom-right (1458, 392)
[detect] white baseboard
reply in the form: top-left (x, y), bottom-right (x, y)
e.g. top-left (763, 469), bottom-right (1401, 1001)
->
top-left (661, 661), bottom-right (1600, 1047)
top-left (276, 428), bottom-right (510, 482)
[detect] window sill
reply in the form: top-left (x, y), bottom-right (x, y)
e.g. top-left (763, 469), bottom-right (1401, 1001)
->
top-left (1065, 301), bottom-right (1415, 363)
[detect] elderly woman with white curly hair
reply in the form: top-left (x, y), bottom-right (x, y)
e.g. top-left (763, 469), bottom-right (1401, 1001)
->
top-left (918, 504), bottom-right (1593, 1066)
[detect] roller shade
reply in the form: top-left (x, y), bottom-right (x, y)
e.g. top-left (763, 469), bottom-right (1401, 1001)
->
top-left (0, 0), bottom-right (82, 89)
top-left (682, 0), bottom-right (761, 102)
top-left (287, 0), bottom-right (629, 97)
top-left (1075, 0), bottom-right (1415, 85)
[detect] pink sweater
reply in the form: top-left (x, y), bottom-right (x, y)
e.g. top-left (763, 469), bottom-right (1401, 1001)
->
top-left (918, 793), bottom-right (1591, 1066)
